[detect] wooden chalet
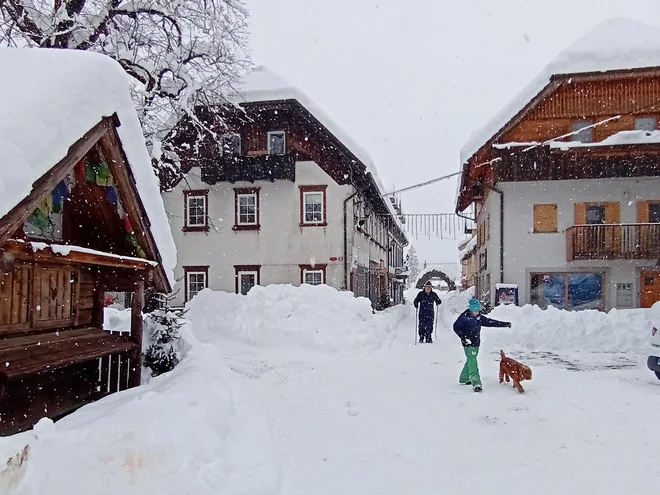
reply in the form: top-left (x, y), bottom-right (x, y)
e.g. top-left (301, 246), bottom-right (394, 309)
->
top-left (0, 49), bottom-right (174, 435)
top-left (455, 18), bottom-right (660, 310)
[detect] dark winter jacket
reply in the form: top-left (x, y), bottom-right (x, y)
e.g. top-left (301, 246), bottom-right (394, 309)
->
top-left (453, 309), bottom-right (510, 347)
top-left (413, 290), bottom-right (441, 318)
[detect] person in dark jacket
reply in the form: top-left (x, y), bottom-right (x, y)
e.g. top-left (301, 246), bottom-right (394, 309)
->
top-left (453, 298), bottom-right (511, 392)
top-left (413, 281), bottom-right (441, 343)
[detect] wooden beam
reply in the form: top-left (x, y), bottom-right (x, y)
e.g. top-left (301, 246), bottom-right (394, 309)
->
top-left (128, 280), bottom-right (144, 388)
top-left (0, 118), bottom-right (113, 247)
top-left (99, 126), bottom-right (171, 293)
top-left (3, 240), bottom-right (155, 271)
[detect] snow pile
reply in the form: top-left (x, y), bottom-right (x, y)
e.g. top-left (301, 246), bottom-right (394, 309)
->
top-left (186, 285), bottom-right (407, 353)
top-left (484, 303), bottom-right (660, 355)
top-left (460, 17), bottom-right (660, 165)
top-left (103, 307), bottom-right (131, 332)
top-left (0, 48), bottom-right (176, 286)
top-left (0, 326), bottom-right (281, 495)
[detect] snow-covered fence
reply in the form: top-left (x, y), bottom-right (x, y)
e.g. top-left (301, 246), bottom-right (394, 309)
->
top-left (98, 328), bottom-right (133, 395)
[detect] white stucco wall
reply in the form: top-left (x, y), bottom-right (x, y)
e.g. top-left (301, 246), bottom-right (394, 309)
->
top-left (478, 177), bottom-right (659, 309)
top-left (162, 161), bottom-right (390, 306)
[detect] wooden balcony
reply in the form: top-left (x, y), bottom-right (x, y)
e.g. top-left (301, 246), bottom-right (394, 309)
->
top-left (200, 154), bottom-right (296, 184)
top-left (566, 224), bottom-right (660, 261)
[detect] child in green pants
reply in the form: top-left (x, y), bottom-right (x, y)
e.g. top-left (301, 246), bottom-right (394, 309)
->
top-left (452, 299), bottom-right (511, 392)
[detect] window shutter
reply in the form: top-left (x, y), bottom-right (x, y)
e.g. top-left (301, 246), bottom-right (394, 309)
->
top-left (605, 202), bottom-right (620, 224)
top-left (533, 204), bottom-right (558, 233)
top-left (574, 203), bottom-right (587, 225)
top-left (637, 200), bottom-right (650, 223)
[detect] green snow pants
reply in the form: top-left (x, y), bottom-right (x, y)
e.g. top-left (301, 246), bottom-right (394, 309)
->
top-left (459, 346), bottom-right (481, 387)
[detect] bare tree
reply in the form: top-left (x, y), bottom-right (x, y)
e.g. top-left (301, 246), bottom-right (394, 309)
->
top-left (0, 0), bottom-right (251, 178)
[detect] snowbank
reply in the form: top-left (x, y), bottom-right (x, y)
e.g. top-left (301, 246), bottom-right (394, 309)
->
top-left (0, 325), bottom-right (281, 495)
top-left (0, 48), bottom-right (177, 286)
top-left (484, 302), bottom-right (660, 355)
top-left (186, 284), bottom-right (407, 353)
top-left (104, 307), bottom-right (132, 332)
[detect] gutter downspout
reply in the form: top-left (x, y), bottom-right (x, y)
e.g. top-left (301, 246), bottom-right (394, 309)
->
top-left (343, 188), bottom-right (361, 291)
top-left (483, 184), bottom-right (505, 284)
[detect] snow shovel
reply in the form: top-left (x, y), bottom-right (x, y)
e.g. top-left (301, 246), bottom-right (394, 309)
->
top-left (433, 307), bottom-right (438, 341)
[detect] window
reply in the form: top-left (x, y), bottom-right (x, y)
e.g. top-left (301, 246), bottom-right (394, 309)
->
top-left (533, 204), bottom-right (558, 233)
top-left (184, 266), bottom-right (208, 302)
top-left (233, 187), bottom-right (260, 230)
top-left (300, 264), bottom-right (327, 285)
top-left (183, 190), bottom-right (209, 232)
top-left (572, 120), bottom-right (594, 143)
top-left (650, 203), bottom-right (660, 223)
top-left (586, 205), bottom-right (606, 225)
top-left (222, 133), bottom-right (241, 156)
top-left (530, 272), bottom-right (604, 311)
top-left (635, 117), bottom-right (657, 132)
top-left (235, 265), bottom-right (260, 295)
top-left (267, 131), bottom-right (286, 155)
top-left (299, 185), bottom-right (327, 226)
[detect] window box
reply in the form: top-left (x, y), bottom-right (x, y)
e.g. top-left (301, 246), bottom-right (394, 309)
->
top-left (299, 185), bottom-right (327, 227)
top-left (183, 190), bottom-right (209, 232)
top-left (233, 187), bottom-right (260, 231)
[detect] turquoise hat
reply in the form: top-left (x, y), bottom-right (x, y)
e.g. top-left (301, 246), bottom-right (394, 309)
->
top-left (468, 299), bottom-right (482, 312)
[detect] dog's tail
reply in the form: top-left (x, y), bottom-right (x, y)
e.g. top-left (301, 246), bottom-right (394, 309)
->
top-left (500, 349), bottom-right (505, 359)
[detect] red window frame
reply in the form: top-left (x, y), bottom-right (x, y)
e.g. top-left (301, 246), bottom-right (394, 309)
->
top-left (299, 185), bottom-right (328, 227)
top-left (300, 264), bottom-right (327, 285)
top-left (233, 187), bottom-right (261, 231)
top-left (183, 265), bottom-right (209, 302)
top-left (234, 265), bottom-right (261, 294)
top-left (183, 190), bottom-right (209, 232)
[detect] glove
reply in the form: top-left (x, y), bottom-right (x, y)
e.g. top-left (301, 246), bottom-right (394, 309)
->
top-left (505, 322), bottom-right (512, 328)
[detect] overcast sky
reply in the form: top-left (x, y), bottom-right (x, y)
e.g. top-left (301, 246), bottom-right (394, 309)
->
top-left (243, 0), bottom-right (660, 265)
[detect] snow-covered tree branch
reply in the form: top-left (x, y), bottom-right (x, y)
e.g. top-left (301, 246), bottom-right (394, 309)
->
top-left (0, 0), bottom-right (251, 178)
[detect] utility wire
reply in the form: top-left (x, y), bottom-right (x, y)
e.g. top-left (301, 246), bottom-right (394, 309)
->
top-left (381, 114), bottom-right (623, 198)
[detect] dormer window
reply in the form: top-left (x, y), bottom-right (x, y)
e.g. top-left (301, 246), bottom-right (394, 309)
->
top-left (222, 133), bottom-right (241, 156)
top-left (268, 131), bottom-right (286, 155)
top-left (572, 120), bottom-right (593, 143)
top-left (635, 117), bottom-right (657, 132)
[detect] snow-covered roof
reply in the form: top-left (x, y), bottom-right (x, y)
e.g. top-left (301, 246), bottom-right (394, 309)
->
top-left (458, 236), bottom-right (477, 260)
top-left (0, 48), bottom-right (176, 286)
top-left (550, 130), bottom-right (660, 149)
top-left (229, 66), bottom-right (406, 237)
top-left (460, 17), bottom-right (660, 165)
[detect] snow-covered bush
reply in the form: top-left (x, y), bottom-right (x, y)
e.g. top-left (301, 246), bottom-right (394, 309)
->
top-left (142, 309), bottom-right (186, 377)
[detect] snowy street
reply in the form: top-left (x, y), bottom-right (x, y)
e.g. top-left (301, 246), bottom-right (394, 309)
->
top-left (2, 287), bottom-right (660, 494)
top-left (207, 293), bottom-right (660, 494)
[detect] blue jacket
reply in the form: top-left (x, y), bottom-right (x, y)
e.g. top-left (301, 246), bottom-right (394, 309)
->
top-left (453, 310), bottom-right (510, 347)
top-left (413, 290), bottom-right (441, 318)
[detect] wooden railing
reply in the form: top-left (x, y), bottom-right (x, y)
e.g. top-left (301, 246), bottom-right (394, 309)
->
top-left (566, 223), bottom-right (660, 261)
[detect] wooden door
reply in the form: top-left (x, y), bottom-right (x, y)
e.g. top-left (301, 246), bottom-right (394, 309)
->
top-left (32, 265), bottom-right (78, 329)
top-left (641, 271), bottom-right (660, 309)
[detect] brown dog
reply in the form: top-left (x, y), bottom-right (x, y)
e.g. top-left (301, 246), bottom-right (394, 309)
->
top-left (499, 350), bottom-right (532, 393)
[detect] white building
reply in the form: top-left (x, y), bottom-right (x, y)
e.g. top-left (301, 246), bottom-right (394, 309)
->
top-left (162, 67), bottom-right (408, 307)
top-left (456, 18), bottom-right (660, 311)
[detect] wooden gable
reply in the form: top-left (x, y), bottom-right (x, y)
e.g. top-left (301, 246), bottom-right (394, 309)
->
top-left (0, 115), bottom-right (170, 294)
